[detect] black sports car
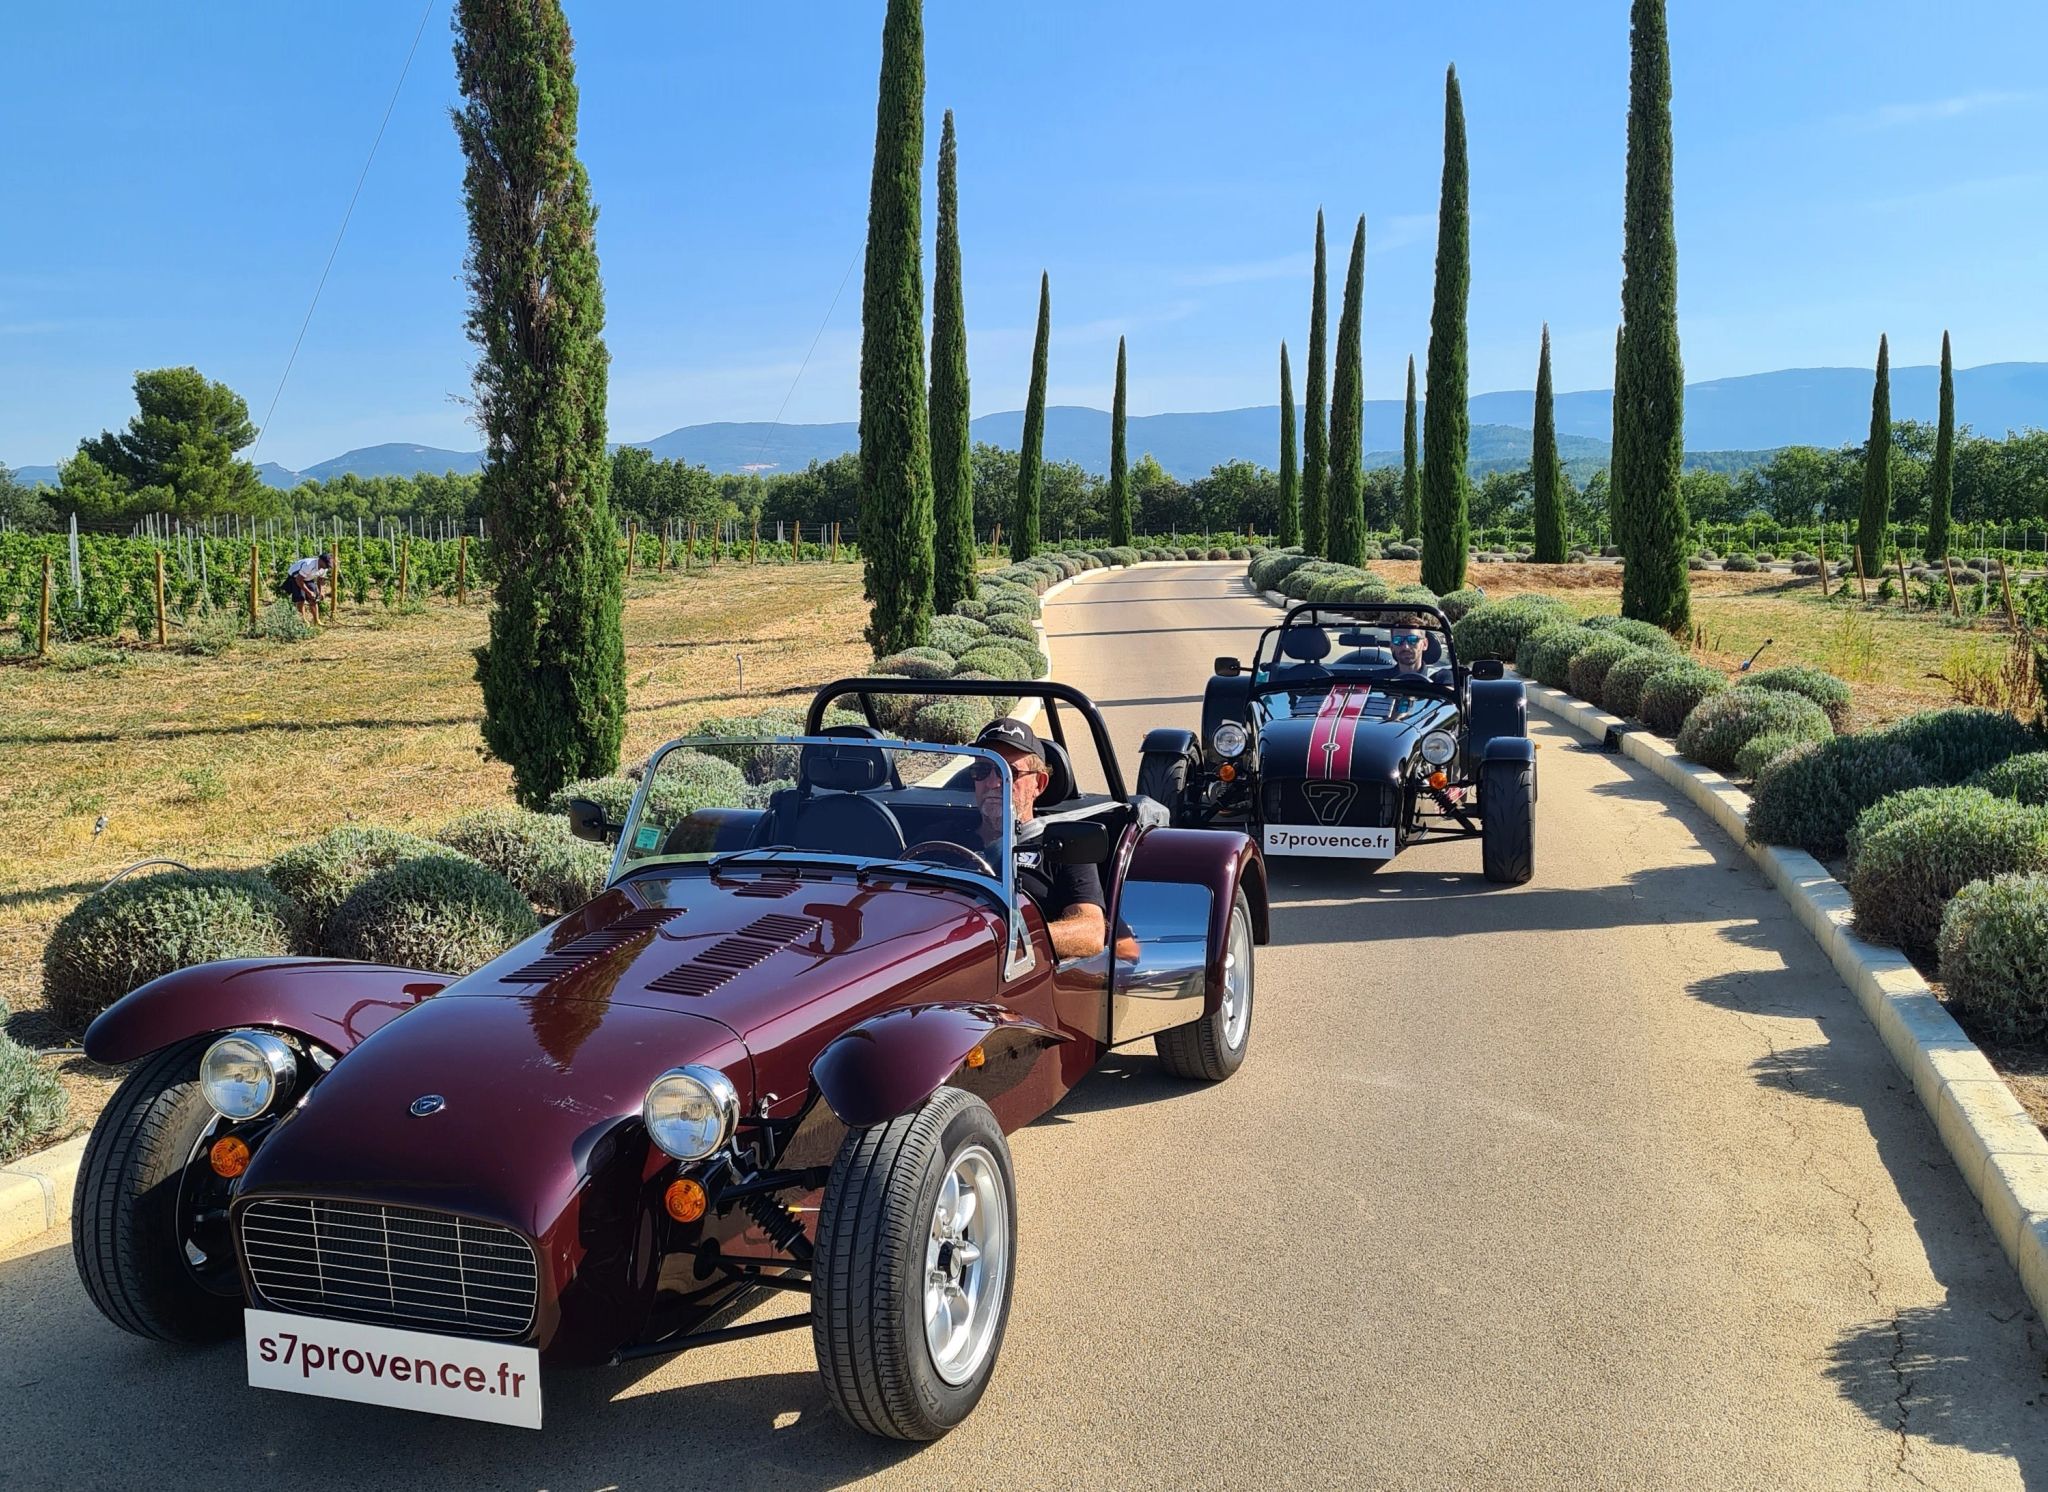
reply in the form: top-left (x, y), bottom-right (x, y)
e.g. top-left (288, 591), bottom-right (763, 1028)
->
top-left (1136, 601), bottom-right (1536, 883)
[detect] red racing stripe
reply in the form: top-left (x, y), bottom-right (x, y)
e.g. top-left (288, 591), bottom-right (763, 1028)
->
top-left (1309, 686), bottom-right (1371, 779)
top-left (1326, 685), bottom-right (1372, 779)
top-left (1306, 688), bottom-right (1346, 779)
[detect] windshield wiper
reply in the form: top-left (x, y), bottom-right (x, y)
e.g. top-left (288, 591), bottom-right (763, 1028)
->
top-left (705, 845), bottom-right (801, 871)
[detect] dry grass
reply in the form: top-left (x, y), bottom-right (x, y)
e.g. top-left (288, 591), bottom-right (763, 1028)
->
top-left (0, 563), bottom-right (873, 1139)
top-left (1378, 558), bottom-right (2017, 730)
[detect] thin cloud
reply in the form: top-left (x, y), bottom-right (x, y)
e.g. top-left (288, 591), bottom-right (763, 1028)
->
top-left (1847, 91), bottom-right (2037, 129)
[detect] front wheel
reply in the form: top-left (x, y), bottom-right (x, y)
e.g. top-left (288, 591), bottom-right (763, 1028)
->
top-left (1481, 757), bottom-right (1536, 885)
top-left (812, 1087), bottom-right (1016, 1440)
top-left (1135, 749), bottom-right (1193, 826)
top-left (1155, 891), bottom-right (1254, 1081)
top-left (72, 1037), bottom-right (244, 1343)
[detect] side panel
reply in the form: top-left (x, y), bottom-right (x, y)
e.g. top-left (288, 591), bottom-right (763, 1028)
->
top-left (1111, 827), bottom-right (1266, 1044)
top-left (83, 958), bottom-right (448, 1065)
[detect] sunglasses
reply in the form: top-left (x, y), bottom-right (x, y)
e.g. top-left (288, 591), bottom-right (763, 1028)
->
top-left (970, 759), bottom-right (1042, 783)
top-left (1392, 633), bottom-right (1424, 646)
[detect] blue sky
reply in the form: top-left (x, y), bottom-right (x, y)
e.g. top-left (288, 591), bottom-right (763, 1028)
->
top-left (3, 1), bottom-right (2045, 471)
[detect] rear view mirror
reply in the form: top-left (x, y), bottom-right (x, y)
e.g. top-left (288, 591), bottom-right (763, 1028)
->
top-left (1213, 656), bottom-right (1242, 677)
top-left (1040, 820), bottom-right (1112, 866)
top-left (565, 797), bottom-right (619, 844)
top-left (1470, 659), bottom-right (1505, 681)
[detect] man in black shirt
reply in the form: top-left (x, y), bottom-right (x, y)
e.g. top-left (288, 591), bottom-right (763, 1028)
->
top-left (971, 718), bottom-right (1108, 959)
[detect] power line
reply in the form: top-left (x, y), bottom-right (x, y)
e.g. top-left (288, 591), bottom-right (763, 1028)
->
top-left (252, 0), bottom-right (437, 462)
top-left (743, 246), bottom-right (862, 472)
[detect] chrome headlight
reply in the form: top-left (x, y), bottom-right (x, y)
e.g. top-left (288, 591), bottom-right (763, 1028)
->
top-left (643, 1065), bottom-right (741, 1160)
top-left (1419, 730), bottom-right (1458, 767)
top-left (199, 1031), bottom-right (298, 1120)
top-left (1211, 722), bottom-right (1249, 759)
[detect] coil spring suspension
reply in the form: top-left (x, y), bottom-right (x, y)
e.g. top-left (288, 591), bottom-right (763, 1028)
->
top-left (740, 1190), bottom-right (813, 1262)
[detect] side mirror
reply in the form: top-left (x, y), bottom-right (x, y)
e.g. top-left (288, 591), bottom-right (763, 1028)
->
top-left (1040, 820), bottom-right (1112, 867)
top-left (1213, 656), bottom-right (1242, 677)
top-left (1470, 658), bottom-right (1505, 681)
top-left (565, 797), bottom-right (619, 844)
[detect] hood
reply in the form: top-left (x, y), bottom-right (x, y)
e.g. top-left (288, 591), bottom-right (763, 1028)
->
top-left (444, 866), bottom-right (1006, 1050)
top-left (239, 993), bottom-right (746, 1238)
top-left (1257, 685), bottom-right (1455, 783)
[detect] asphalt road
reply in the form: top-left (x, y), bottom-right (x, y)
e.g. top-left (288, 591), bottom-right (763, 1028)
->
top-left (4, 561), bottom-right (2046, 1490)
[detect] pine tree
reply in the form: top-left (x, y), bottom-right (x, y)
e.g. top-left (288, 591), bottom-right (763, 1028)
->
top-left (454, 0), bottom-right (624, 809)
top-left (1108, 337), bottom-right (1132, 546)
top-left (1400, 355), bottom-right (1420, 541)
top-left (928, 108), bottom-right (974, 614)
top-left (1324, 217), bottom-right (1367, 566)
top-left (1531, 324), bottom-right (1565, 562)
top-left (856, 0), bottom-right (934, 652)
top-left (1856, 334), bottom-right (1892, 576)
top-left (1012, 272), bottom-right (1049, 560)
top-left (1614, 0), bottom-right (1690, 632)
top-left (1301, 211), bottom-right (1330, 556)
top-left (1420, 66), bottom-right (1471, 594)
top-left (1278, 343), bottom-right (1300, 547)
top-left (1927, 331), bottom-right (1955, 561)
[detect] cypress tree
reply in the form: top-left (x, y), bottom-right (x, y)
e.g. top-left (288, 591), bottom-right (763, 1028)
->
top-left (1301, 211), bottom-right (1330, 556)
top-left (856, 0), bottom-right (933, 652)
top-left (1400, 355), bottom-right (1420, 540)
top-left (1324, 216), bottom-right (1367, 566)
top-left (454, 0), bottom-right (624, 809)
top-left (1927, 331), bottom-right (1954, 560)
top-left (1607, 324), bottom-right (1624, 552)
top-left (1419, 66), bottom-right (1471, 595)
top-left (1856, 333), bottom-right (1892, 575)
top-left (1011, 272), bottom-right (1049, 560)
top-left (1614, 0), bottom-right (1690, 632)
top-left (1108, 337), bottom-right (1132, 546)
top-left (1531, 324), bottom-right (1565, 562)
top-left (1278, 343), bottom-right (1300, 547)
top-left (929, 108), bottom-right (974, 614)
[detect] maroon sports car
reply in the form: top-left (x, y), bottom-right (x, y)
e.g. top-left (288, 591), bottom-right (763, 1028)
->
top-left (71, 679), bottom-right (1267, 1440)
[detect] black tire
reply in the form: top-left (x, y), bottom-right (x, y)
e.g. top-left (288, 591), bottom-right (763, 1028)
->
top-left (1135, 749), bottom-right (1192, 826)
top-left (71, 1037), bottom-right (243, 1343)
top-left (1481, 757), bottom-right (1536, 885)
top-left (812, 1087), bottom-right (1016, 1440)
top-left (1155, 891), bottom-right (1254, 1081)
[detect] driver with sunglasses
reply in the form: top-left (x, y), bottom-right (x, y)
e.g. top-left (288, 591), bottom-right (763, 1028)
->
top-left (1389, 625), bottom-right (1429, 674)
top-left (969, 718), bottom-right (1108, 959)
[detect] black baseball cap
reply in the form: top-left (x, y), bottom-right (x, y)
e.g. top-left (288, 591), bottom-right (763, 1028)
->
top-left (974, 717), bottom-right (1043, 758)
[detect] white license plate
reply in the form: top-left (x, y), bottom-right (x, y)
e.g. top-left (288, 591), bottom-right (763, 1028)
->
top-left (245, 1308), bottom-right (542, 1429)
top-left (1262, 824), bottom-right (1398, 858)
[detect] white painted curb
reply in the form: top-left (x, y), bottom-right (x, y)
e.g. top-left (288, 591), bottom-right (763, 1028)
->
top-left (1237, 570), bottom-right (2048, 1320)
top-left (0, 1135), bottom-right (84, 1253)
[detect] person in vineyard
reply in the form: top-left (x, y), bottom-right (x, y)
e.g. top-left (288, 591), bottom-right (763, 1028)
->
top-left (285, 551), bottom-right (331, 621)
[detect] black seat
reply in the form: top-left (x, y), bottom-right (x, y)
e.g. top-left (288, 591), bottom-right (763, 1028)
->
top-left (786, 741), bottom-right (907, 857)
top-left (1036, 738), bottom-right (1077, 808)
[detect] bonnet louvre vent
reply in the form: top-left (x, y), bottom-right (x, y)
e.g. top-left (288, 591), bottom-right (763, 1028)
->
top-left (645, 914), bottom-right (821, 998)
top-left (500, 906), bottom-right (682, 983)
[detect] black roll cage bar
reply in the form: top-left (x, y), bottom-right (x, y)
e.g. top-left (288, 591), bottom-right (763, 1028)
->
top-left (808, 676), bottom-right (1130, 801)
top-left (1247, 602), bottom-right (1463, 699)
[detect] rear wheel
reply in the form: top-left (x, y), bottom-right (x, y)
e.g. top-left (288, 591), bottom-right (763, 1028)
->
top-left (1481, 758), bottom-right (1536, 885)
top-left (1156, 892), bottom-right (1254, 1081)
top-left (1135, 749), bottom-right (1193, 826)
top-left (812, 1087), bottom-right (1015, 1440)
top-left (72, 1037), bottom-right (243, 1343)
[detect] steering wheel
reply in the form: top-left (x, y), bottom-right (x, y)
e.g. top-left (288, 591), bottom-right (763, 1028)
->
top-left (901, 840), bottom-right (998, 878)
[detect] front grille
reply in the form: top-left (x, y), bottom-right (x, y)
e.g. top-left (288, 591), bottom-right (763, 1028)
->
top-left (1263, 779), bottom-right (1400, 828)
top-left (240, 1198), bottom-right (538, 1339)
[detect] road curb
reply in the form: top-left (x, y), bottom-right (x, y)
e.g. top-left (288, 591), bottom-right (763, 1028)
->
top-left (1236, 570), bottom-right (2048, 1321)
top-left (0, 1135), bottom-right (84, 1254)
top-left (1511, 675), bottom-right (2048, 1324)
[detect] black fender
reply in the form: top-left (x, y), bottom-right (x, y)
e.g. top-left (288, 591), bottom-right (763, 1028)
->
top-left (1200, 673), bottom-right (1255, 755)
top-left (1479, 734), bottom-right (1538, 802)
top-left (1466, 677), bottom-right (1528, 762)
top-left (809, 1003), bottom-right (1066, 1129)
top-left (1139, 726), bottom-right (1199, 763)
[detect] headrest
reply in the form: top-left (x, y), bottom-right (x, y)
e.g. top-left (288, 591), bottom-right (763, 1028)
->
top-left (1276, 625), bottom-right (1331, 662)
top-left (1036, 739), bottom-right (1077, 808)
top-left (801, 741), bottom-right (891, 792)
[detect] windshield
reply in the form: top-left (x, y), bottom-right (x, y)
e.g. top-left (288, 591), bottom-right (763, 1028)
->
top-left (1254, 609), bottom-right (1454, 686)
top-left (611, 734), bottom-right (1018, 901)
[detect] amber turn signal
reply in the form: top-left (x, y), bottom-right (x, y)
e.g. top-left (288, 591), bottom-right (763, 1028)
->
top-left (1217, 763), bottom-right (1237, 783)
top-left (209, 1136), bottom-right (251, 1179)
top-left (964, 1044), bottom-right (987, 1069)
top-left (664, 1178), bottom-right (707, 1223)
top-left (1427, 771), bottom-right (1448, 790)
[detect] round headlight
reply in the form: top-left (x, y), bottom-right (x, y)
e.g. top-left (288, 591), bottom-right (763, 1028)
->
top-left (200, 1031), bottom-right (297, 1120)
top-left (1211, 722), bottom-right (1249, 759)
top-left (643, 1065), bottom-right (740, 1161)
top-left (1419, 730), bottom-right (1458, 767)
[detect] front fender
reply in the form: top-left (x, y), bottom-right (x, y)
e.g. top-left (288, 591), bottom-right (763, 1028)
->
top-left (82, 957), bottom-right (448, 1065)
top-left (809, 1003), bottom-right (1065, 1129)
top-left (1118, 828), bottom-right (1268, 1030)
